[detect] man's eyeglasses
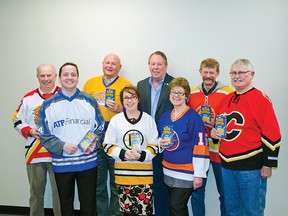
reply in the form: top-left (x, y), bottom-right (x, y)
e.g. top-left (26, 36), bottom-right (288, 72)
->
top-left (229, 71), bottom-right (251, 77)
top-left (123, 95), bottom-right (138, 101)
top-left (170, 91), bottom-right (185, 97)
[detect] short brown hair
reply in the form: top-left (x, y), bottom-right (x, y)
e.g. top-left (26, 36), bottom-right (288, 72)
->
top-left (168, 77), bottom-right (191, 98)
top-left (148, 51), bottom-right (168, 66)
top-left (200, 58), bottom-right (220, 72)
top-left (59, 62), bottom-right (79, 77)
top-left (120, 85), bottom-right (141, 106)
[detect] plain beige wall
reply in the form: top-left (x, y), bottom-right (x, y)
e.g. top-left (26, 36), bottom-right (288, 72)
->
top-left (0, 0), bottom-right (287, 215)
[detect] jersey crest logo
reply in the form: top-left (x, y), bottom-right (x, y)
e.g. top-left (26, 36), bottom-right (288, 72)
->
top-left (225, 111), bottom-right (245, 141)
top-left (94, 92), bottom-right (105, 105)
top-left (33, 106), bottom-right (41, 126)
top-left (166, 129), bottom-right (180, 151)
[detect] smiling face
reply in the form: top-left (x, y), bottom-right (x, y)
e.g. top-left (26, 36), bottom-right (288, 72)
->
top-left (102, 54), bottom-right (122, 79)
top-left (230, 63), bottom-right (254, 94)
top-left (122, 90), bottom-right (139, 112)
top-left (59, 65), bottom-right (78, 92)
top-left (200, 67), bottom-right (219, 90)
top-left (169, 86), bottom-right (187, 107)
top-left (149, 54), bottom-right (167, 82)
top-left (37, 64), bottom-right (57, 93)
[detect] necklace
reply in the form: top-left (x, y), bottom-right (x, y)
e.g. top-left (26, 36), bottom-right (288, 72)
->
top-left (171, 106), bottom-right (188, 122)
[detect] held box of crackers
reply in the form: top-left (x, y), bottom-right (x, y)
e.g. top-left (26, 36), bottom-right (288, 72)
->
top-left (215, 115), bottom-right (227, 139)
top-left (200, 105), bottom-right (211, 123)
top-left (161, 125), bottom-right (173, 147)
top-left (105, 88), bottom-right (115, 107)
top-left (78, 126), bottom-right (103, 152)
top-left (78, 130), bottom-right (98, 152)
top-left (129, 132), bottom-right (142, 153)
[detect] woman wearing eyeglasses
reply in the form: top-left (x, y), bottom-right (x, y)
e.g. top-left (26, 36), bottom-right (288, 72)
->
top-left (158, 77), bottom-right (210, 216)
top-left (103, 85), bottom-right (159, 216)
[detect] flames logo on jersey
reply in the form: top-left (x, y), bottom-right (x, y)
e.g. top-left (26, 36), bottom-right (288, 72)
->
top-left (33, 106), bottom-right (41, 126)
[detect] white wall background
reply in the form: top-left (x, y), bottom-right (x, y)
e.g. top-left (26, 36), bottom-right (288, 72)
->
top-left (0, 0), bottom-right (287, 215)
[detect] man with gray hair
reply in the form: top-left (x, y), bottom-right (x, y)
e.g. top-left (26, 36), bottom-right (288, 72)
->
top-left (211, 59), bottom-right (281, 216)
top-left (12, 64), bottom-right (61, 216)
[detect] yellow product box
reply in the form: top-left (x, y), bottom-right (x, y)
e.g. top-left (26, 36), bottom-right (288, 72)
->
top-left (200, 105), bottom-right (211, 123)
top-left (215, 115), bottom-right (227, 139)
top-left (78, 130), bottom-right (97, 152)
top-left (129, 132), bottom-right (142, 153)
top-left (161, 125), bottom-right (173, 147)
top-left (105, 88), bottom-right (115, 107)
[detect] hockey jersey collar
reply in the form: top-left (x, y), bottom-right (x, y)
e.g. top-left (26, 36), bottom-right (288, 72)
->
top-left (58, 88), bottom-right (80, 102)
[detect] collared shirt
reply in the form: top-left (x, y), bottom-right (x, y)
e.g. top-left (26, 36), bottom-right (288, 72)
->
top-left (38, 86), bottom-right (58, 95)
top-left (103, 75), bottom-right (118, 86)
top-left (149, 77), bottom-right (164, 119)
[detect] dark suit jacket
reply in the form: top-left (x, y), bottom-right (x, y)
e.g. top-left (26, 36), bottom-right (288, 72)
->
top-left (137, 73), bottom-right (174, 124)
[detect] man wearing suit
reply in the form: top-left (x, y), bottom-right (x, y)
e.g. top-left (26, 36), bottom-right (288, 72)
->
top-left (137, 51), bottom-right (174, 216)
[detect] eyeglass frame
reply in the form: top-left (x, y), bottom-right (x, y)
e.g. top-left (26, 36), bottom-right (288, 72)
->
top-left (123, 95), bottom-right (138, 101)
top-left (170, 91), bottom-right (185, 97)
top-left (229, 70), bottom-right (251, 77)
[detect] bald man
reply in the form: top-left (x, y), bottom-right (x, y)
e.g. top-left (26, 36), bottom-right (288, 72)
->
top-left (83, 54), bottom-right (132, 216)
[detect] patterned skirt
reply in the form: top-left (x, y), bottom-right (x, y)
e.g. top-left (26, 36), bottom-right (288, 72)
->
top-left (117, 184), bottom-right (153, 216)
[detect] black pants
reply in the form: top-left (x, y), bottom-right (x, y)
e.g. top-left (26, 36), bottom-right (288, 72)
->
top-left (168, 186), bottom-right (193, 216)
top-left (55, 167), bottom-right (98, 216)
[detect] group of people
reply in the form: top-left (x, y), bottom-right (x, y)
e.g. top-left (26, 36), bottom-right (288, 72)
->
top-left (12, 51), bottom-right (281, 216)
